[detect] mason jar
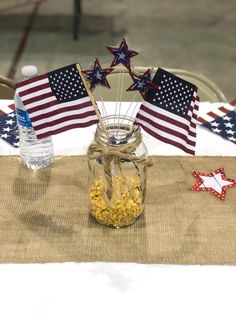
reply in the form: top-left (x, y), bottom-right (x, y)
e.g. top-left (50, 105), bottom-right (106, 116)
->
top-left (87, 115), bottom-right (148, 228)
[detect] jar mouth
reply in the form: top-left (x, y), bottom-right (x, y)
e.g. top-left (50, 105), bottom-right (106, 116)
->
top-left (96, 115), bottom-right (141, 146)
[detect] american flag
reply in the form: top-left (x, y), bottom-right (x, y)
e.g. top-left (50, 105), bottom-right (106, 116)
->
top-left (202, 111), bottom-right (236, 144)
top-left (135, 68), bottom-right (199, 155)
top-left (16, 64), bottom-right (98, 139)
top-left (197, 103), bottom-right (235, 124)
top-left (0, 103), bottom-right (15, 115)
top-left (0, 103), bottom-right (19, 147)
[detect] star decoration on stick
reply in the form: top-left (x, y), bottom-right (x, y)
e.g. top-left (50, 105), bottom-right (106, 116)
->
top-left (126, 69), bottom-right (159, 98)
top-left (190, 167), bottom-right (236, 200)
top-left (107, 38), bottom-right (138, 70)
top-left (82, 58), bottom-right (114, 90)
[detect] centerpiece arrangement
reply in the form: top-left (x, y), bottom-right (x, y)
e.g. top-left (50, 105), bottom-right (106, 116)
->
top-left (80, 38), bottom-right (199, 227)
top-left (15, 38), bottom-right (200, 228)
top-left (81, 38), bottom-right (161, 228)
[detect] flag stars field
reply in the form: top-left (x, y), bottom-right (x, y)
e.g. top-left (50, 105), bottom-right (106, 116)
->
top-left (203, 110), bottom-right (236, 145)
top-left (0, 106), bottom-right (19, 147)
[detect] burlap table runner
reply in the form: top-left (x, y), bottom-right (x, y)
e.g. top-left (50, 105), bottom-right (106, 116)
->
top-left (0, 155), bottom-right (236, 264)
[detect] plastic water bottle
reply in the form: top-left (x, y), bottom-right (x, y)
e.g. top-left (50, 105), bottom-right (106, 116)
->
top-left (15, 65), bottom-right (54, 169)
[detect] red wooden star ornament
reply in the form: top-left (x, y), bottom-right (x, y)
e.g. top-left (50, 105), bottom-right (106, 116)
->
top-left (107, 38), bottom-right (138, 70)
top-left (190, 167), bottom-right (236, 200)
top-left (126, 69), bottom-right (159, 98)
top-left (82, 58), bottom-right (114, 90)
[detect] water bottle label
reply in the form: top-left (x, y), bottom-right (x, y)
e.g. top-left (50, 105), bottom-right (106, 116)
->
top-left (16, 108), bottom-right (33, 127)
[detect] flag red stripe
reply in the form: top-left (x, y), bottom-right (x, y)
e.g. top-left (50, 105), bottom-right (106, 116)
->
top-left (27, 99), bottom-right (92, 114)
top-left (218, 106), bottom-right (231, 114)
top-left (186, 127), bottom-right (196, 138)
top-left (30, 101), bottom-right (94, 122)
top-left (19, 82), bottom-right (51, 97)
top-left (136, 112), bottom-right (196, 146)
top-left (189, 112), bottom-right (198, 121)
top-left (137, 122), bottom-right (195, 155)
top-left (26, 100), bottom-right (59, 114)
top-left (16, 73), bottom-right (48, 88)
top-left (34, 110), bottom-right (97, 130)
top-left (9, 103), bottom-right (15, 110)
top-left (140, 104), bottom-right (195, 135)
top-left (36, 120), bottom-right (97, 139)
top-left (208, 112), bottom-right (219, 119)
top-left (187, 120), bottom-right (197, 130)
top-left (23, 92), bottom-right (54, 105)
top-left (230, 99), bottom-right (236, 106)
top-left (197, 117), bottom-right (208, 124)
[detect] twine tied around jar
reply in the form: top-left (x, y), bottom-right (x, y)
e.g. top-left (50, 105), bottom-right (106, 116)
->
top-left (87, 133), bottom-right (150, 201)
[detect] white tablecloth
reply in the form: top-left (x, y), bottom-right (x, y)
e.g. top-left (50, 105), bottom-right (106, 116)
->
top-left (1, 100), bottom-right (236, 156)
top-left (0, 100), bottom-right (236, 314)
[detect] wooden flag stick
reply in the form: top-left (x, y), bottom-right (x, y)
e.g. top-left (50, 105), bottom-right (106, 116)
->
top-left (76, 64), bottom-right (107, 132)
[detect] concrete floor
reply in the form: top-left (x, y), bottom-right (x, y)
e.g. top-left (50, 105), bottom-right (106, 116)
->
top-left (0, 0), bottom-right (235, 100)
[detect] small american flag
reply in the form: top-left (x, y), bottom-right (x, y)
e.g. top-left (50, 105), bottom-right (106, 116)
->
top-left (202, 111), bottom-right (236, 144)
top-left (16, 64), bottom-right (98, 139)
top-left (197, 103), bottom-right (235, 124)
top-left (0, 103), bottom-right (19, 147)
top-left (135, 68), bottom-right (199, 155)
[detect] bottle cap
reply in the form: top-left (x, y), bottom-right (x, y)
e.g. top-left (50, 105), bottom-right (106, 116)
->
top-left (21, 65), bottom-right (38, 79)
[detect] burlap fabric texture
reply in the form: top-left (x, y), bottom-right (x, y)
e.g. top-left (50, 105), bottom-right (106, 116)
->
top-left (0, 155), bottom-right (236, 264)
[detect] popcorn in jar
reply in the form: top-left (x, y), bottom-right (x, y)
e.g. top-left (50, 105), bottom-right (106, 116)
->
top-left (87, 115), bottom-right (148, 228)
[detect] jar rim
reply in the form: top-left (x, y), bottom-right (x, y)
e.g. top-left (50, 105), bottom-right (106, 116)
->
top-left (96, 115), bottom-right (141, 146)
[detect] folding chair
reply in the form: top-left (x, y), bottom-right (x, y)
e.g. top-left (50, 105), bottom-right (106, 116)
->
top-left (0, 76), bottom-right (16, 99)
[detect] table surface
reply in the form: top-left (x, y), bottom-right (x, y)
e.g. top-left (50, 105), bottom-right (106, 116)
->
top-left (0, 100), bottom-right (236, 314)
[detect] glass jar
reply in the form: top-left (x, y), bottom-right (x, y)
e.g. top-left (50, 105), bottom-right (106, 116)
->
top-left (87, 115), bottom-right (148, 228)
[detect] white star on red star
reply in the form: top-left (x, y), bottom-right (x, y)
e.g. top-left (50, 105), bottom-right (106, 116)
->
top-left (190, 167), bottom-right (236, 200)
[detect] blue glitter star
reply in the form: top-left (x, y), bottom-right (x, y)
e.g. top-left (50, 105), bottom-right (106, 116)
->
top-left (127, 69), bottom-right (159, 98)
top-left (107, 38), bottom-right (138, 70)
top-left (82, 58), bottom-right (114, 90)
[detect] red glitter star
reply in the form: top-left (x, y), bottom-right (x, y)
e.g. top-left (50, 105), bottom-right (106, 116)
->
top-left (82, 58), bottom-right (114, 90)
top-left (190, 167), bottom-right (236, 200)
top-left (107, 38), bottom-right (138, 70)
